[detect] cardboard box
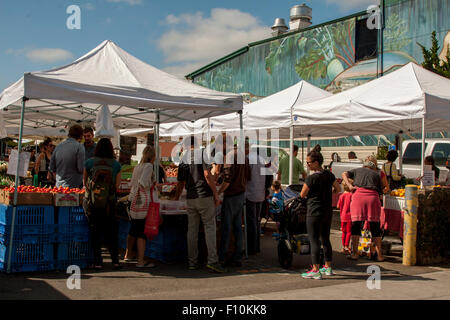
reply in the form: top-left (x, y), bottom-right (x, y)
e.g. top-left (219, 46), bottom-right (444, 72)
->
top-left (54, 193), bottom-right (80, 207)
top-left (2, 191), bottom-right (54, 206)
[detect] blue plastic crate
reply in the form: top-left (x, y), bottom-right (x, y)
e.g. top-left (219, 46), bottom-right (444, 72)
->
top-left (56, 206), bottom-right (90, 243)
top-left (118, 219), bottom-right (130, 249)
top-left (0, 228), bottom-right (58, 245)
top-left (55, 231), bottom-right (90, 243)
top-left (0, 242), bottom-right (55, 273)
top-left (144, 223), bottom-right (187, 262)
top-left (57, 206), bottom-right (86, 225)
top-left (56, 241), bottom-right (94, 262)
top-left (0, 205), bottom-right (55, 226)
top-left (0, 225), bottom-right (59, 244)
top-left (56, 241), bottom-right (94, 270)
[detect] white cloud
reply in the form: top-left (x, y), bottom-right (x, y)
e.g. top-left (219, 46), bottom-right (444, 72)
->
top-left (158, 8), bottom-right (271, 76)
top-left (326, 0), bottom-right (380, 12)
top-left (162, 62), bottom-right (208, 78)
top-left (6, 47), bottom-right (73, 63)
top-left (106, 0), bottom-right (142, 5)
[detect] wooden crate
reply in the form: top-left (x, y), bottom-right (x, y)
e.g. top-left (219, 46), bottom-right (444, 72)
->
top-left (53, 193), bottom-right (80, 207)
top-left (2, 191), bottom-right (54, 206)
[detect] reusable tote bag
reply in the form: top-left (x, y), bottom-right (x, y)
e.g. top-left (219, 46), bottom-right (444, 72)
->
top-left (130, 186), bottom-right (150, 220)
top-left (144, 186), bottom-right (161, 240)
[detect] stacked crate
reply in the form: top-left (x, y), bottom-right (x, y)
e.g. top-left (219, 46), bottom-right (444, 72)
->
top-left (55, 206), bottom-right (93, 270)
top-left (0, 205), bottom-right (56, 272)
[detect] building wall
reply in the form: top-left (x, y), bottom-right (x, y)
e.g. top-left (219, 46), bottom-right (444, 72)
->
top-left (190, 0), bottom-right (450, 147)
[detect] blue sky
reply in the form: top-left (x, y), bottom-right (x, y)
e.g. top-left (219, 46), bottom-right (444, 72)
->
top-left (0, 0), bottom-right (377, 90)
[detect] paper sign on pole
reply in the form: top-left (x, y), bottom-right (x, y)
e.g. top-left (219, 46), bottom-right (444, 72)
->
top-left (422, 165), bottom-right (435, 187)
top-left (7, 149), bottom-right (31, 177)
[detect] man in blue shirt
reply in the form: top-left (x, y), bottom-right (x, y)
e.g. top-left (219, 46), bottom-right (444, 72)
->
top-left (49, 125), bottom-right (85, 188)
top-left (83, 127), bottom-right (97, 160)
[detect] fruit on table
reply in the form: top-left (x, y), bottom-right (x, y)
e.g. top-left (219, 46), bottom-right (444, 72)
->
top-left (4, 186), bottom-right (85, 194)
top-left (165, 167), bottom-right (178, 177)
top-left (390, 189), bottom-right (405, 197)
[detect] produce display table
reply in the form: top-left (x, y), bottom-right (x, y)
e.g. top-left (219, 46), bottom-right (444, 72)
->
top-left (381, 207), bottom-right (404, 238)
top-left (381, 195), bottom-right (405, 238)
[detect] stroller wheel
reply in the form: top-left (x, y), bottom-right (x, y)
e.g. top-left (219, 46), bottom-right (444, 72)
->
top-left (278, 240), bottom-right (293, 269)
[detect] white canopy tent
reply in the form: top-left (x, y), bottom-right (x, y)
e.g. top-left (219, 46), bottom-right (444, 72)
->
top-left (159, 80), bottom-right (332, 183)
top-left (0, 40), bottom-right (243, 272)
top-left (292, 62), bottom-right (450, 175)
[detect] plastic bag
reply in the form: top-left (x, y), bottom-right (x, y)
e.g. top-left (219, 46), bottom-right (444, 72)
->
top-left (95, 105), bottom-right (115, 138)
top-left (144, 186), bottom-right (161, 240)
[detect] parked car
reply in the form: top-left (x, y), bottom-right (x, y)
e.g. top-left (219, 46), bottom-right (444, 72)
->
top-left (330, 139), bottom-right (450, 183)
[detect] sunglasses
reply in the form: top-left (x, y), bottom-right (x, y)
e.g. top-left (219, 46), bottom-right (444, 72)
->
top-left (306, 161), bottom-right (316, 165)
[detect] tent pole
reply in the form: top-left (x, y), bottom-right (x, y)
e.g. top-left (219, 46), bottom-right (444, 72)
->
top-left (398, 131), bottom-right (403, 176)
top-left (7, 97), bottom-right (27, 274)
top-left (421, 117), bottom-right (425, 178)
top-left (239, 111), bottom-right (248, 260)
top-left (155, 110), bottom-right (160, 184)
top-left (289, 125), bottom-right (294, 185)
top-left (306, 134), bottom-right (311, 175)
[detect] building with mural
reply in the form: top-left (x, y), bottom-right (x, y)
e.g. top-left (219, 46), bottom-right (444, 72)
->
top-left (186, 0), bottom-right (450, 148)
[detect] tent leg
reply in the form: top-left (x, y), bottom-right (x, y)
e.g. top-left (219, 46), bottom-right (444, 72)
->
top-left (239, 111), bottom-right (248, 260)
top-left (420, 117), bottom-right (425, 180)
top-left (289, 125), bottom-right (294, 186)
top-left (155, 111), bottom-right (160, 184)
top-left (398, 131), bottom-right (403, 176)
top-left (7, 97), bottom-right (27, 274)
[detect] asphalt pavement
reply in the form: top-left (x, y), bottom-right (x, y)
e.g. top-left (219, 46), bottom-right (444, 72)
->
top-left (0, 212), bottom-right (448, 300)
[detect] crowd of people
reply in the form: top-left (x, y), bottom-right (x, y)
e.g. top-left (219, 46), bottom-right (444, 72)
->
top-left (15, 128), bottom-right (448, 277)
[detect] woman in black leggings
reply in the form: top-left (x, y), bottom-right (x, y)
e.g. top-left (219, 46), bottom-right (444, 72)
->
top-left (300, 150), bottom-right (341, 280)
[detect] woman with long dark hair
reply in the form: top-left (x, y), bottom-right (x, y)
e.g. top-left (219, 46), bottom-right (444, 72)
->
top-left (35, 138), bottom-right (54, 186)
top-left (300, 150), bottom-right (341, 280)
top-left (83, 138), bottom-right (122, 270)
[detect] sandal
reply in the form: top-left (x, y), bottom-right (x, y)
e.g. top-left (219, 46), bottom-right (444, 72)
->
top-left (123, 258), bottom-right (137, 263)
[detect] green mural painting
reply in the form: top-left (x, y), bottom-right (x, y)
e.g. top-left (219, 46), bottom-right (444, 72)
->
top-left (191, 0), bottom-right (450, 147)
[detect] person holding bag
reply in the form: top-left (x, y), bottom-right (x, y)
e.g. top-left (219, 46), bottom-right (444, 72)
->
top-left (83, 138), bottom-right (122, 270)
top-left (124, 146), bottom-right (158, 268)
top-left (382, 150), bottom-right (402, 190)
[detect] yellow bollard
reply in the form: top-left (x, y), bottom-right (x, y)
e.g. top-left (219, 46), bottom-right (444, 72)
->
top-left (402, 185), bottom-right (418, 266)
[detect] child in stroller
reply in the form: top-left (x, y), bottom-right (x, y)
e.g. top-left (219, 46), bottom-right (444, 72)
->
top-left (267, 180), bottom-right (284, 220)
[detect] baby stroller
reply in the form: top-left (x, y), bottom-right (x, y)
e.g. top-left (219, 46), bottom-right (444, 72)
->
top-left (273, 184), bottom-right (325, 269)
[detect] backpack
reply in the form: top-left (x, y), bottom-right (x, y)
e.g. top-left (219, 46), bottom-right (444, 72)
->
top-left (86, 158), bottom-right (116, 211)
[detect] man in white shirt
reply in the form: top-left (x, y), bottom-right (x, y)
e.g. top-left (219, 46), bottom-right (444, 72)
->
top-left (245, 141), bottom-right (266, 255)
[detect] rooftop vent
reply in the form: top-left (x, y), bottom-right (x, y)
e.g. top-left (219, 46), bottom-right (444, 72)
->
top-left (271, 18), bottom-right (288, 36)
top-left (289, 3), bottom-right (312, 31)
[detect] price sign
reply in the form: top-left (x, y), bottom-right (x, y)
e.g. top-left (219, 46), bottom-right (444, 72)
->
top-left (422, 165), bottom-right (435, 187)
top-left (120, 136), bottom-right (137, 155)
top-left (7, 150), bottom-right (30, 177)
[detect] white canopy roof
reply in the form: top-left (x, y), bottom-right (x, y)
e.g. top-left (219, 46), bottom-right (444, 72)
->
top-left (0, 40), bottom-right (243, 128)
top-left (292, 63), bottom-right (450, 137)
top-left (159, 80), bottom-right (332, 139)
